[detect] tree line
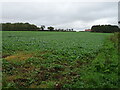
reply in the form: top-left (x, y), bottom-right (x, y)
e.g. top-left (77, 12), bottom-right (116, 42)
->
top-left (91, 25), bottom-right (120, 33)
top-left (2, 22), bottom-right (119, 33)
top-left (1, 22), bottom-right (74, 32)
top-left (1, 23), bottom-right (40, 31)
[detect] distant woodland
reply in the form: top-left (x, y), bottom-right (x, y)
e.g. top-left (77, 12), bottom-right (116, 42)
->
top-left (1, 22), bottom-right (120, 33)
top-left (1, 23), bottom-right (74, 32)
top-left (91, 25), bottom-right (120, 33)
top-left (1, 23), bottom-right (40, 31)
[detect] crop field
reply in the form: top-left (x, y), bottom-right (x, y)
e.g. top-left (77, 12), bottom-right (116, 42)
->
top-left (2, 31), bottom-right (118, 88)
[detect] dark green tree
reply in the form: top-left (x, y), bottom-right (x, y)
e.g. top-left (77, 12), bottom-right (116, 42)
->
top-left (40, 25), bottom-right (45, 31)
top-left (1, 22), bottom-right (40, 31)
top-left (91, 25), bottom-right (120, 33)
top-left (118, 21), bottom-right (120, 24)
top-left (47, 26), bottom-right (54, 31)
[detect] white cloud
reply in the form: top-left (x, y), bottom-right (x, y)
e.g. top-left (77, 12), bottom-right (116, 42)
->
top-left (0, 0), bottom-right (119, 2)
top-left (1, 2), bottom-right (118, 31)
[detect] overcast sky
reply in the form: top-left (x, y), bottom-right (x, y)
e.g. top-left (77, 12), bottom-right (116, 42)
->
top-left (1, 1), bottom-right (118, 31)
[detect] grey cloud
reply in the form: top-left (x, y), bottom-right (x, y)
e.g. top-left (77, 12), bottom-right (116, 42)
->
top-left (1, 2), bottom-right (118, 30)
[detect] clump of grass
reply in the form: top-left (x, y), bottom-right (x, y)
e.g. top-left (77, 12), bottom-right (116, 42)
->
top-left (63, 33), bottom-right (119, 88)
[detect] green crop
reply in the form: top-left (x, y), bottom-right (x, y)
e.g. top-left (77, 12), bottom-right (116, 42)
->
top-left (2, 31), bottom-right (118, 88)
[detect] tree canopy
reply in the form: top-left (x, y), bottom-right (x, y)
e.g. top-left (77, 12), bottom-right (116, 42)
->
top-left (91, 25), bottom-right (120, 33)
top-left (1, 22), bottom-right (40, 31)
top-left (47, 26), bottom-right (54, 31)
top-left (1, 22), bottom-right (75, 32)
top-left (40, 25), bottom-right (45, 31)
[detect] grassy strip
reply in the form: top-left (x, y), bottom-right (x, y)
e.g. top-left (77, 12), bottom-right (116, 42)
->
top-left (63, 33), bottom-right (119, 88)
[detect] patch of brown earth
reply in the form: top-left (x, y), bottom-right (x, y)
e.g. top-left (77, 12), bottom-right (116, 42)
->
top-left (6, 75), bottom-right (17, 81)
top-left (5, 52), bottom-right (33, 61)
